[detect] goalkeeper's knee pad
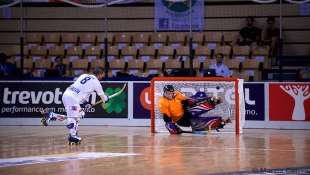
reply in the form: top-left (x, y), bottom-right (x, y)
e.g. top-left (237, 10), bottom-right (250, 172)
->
top-left (165, 122), bottom-right (182, 134)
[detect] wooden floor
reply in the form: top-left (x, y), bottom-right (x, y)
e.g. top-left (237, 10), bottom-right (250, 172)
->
top-left (0, 126), bottom-right (309, 175)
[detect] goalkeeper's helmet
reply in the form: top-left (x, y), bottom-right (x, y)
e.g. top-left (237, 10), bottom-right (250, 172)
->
top-left (163, 85), bottom-right (175, 99)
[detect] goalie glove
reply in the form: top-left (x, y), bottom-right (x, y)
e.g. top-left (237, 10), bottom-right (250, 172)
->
top-left (83, 101), bottom-right (92, 109)
top-left (163, 114), bottom-right (171, 122)
top-left (181, 99), bottom-right (189, 106)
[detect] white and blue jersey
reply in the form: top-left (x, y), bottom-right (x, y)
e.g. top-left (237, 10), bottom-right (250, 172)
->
top-left (64, 74), bottom-right (105, 103)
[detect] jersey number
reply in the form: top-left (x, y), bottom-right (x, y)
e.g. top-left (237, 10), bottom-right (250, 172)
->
top-left (80, 76), bottom-right (91, 84)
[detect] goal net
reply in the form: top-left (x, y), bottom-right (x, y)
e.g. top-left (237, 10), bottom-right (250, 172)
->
top-left (151, 77), bottom-right (245, 134)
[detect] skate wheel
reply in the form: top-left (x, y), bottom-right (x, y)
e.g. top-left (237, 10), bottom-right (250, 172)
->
top-left (40, 109), bottom-right (47, 114)
top-left (40, 118), bottom-right (46, 123)
top-left (69, 142), bottom-right (75, 145)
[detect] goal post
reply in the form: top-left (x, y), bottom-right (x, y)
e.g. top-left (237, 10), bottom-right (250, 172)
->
top-left (150, 77), bottom-right (245, 134)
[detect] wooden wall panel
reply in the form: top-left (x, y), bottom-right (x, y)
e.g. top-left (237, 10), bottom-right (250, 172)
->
top-left (0, 7), bottom-right (155, 19)
top-left (23, 19), bottom-right (153, 31)
top-left (282, 44), bottom-right (310, 56)
top-left (1, 17), bottom-right (308, 32)
top-left (0, 3), bottom-right (309, 57)
top-left (203, 17), bottom-right (310, 31)
top-left (0, 45), bottom-right (15, 56)
top-left (0, 20), bottom-right (23, 31)
top-left (282, 31), bottom-right (310, 43)
top-left (205, 4), bottom-right (301, 17)
top-left (0, 33), bottom-right (24, 44)
top-left (0, 4), bottom-right (303, 19)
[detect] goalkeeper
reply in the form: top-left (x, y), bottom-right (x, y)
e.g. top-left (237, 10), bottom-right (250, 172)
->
top-left (158, 85), bottom-right (191, 134)
top-left (158, 85), bottom-right (231, 134)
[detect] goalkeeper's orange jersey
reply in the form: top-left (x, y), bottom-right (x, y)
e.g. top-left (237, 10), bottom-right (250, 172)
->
top-left (158, 91), bottom-right (187, 123)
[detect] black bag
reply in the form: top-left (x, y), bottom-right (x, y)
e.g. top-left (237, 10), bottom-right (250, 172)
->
top-left (164, 68), bottom-right (197, 77)
top-left (116, 72), bottom-right (131, 77)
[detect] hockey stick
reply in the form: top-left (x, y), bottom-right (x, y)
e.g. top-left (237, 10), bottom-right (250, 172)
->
top-left (91, 83), bottom-right (127, 106)
top-left (182, 126), bottom-right (212, 135)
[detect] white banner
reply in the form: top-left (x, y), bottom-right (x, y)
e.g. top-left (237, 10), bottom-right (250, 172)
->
top-left (154, 0), bottom-right (204, 31)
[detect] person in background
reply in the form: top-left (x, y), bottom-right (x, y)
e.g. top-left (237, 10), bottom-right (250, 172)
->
top-left (209, 53), bottom-right (230, 77)
top-left (260, 16), bottom-right (280, 58)
top-left (230, 16), bottom-right (261, 49)
top-left (52, 56), bottom-right (71, 77)
top-left (0, 53), bottom-right (16, 76)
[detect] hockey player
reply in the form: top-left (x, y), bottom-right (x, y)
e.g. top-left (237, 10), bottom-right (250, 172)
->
top-left (158, 85), bottom-right (231, 134)
top-left (40, 66), bottom-right (109, 144)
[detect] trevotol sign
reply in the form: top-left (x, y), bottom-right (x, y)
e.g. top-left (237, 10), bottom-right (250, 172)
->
top-left (0, 82), bottom-right (127, 118)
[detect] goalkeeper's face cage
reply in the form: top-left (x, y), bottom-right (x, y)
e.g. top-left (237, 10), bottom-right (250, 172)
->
top-left (163, 85), bottom-right (175, 100)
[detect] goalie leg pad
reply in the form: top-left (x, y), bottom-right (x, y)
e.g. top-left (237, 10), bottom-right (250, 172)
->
top-left (190, 116), bottom-right (221, 131)
top-left (187, 97), bottom-right (216, 117)
top-left (165, 122), bottom-right (182, 134)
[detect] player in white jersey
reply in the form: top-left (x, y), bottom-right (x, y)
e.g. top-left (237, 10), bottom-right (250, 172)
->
top-left (209, 53), bottom-right (230, 77)
top-left (40, 66), bottom-right (109, 145)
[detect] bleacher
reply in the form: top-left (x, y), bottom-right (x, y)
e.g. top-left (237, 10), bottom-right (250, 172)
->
top-left (0, 1), bottom-right (309, 81)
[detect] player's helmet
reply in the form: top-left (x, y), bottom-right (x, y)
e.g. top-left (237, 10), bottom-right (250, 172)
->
top-left (163, 85), bottom-right (174, 97)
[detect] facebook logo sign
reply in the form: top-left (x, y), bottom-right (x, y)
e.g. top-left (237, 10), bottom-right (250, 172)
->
top-left (159, 18), bottom-right (169, 29)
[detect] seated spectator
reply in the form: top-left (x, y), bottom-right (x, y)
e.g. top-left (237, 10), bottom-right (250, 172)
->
top-left (297, 65), bottom-right (310, 81)
top-left (52, 56), bottom-right (71, 77)
top-left (230, 16), bottom-right (261, 49)
top-left (209, 53), bottom-right (230, 77)
top-left (0, 53), bottom-right (16, 76)
top-left (261, 17), bottom-right (280, 58)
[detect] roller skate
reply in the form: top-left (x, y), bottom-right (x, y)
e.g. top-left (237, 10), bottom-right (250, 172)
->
top-left (68, 134), bottom-right (82, 145)
top-left (210, 96), bottom-right (223, 106)
top-left (215, 117), bottom-right (232, 132)
top-left (40, 108), bottom-right (56, 126)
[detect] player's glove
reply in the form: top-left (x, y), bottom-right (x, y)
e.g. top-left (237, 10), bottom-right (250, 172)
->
top-left (105, 96), bottom-right (110, 103)
top-left (83, 101), bottom-right (92, 109)
top-left (163, 114), bottom-right (171, 123)
top-left (181, 99), bottom-right (189, 106)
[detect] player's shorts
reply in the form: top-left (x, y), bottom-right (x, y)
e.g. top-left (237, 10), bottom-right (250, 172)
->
top-left (62, 93), bottom-right (81, 118)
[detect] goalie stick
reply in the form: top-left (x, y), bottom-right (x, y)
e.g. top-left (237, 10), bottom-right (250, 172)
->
top-left (182, 126), bottom-right (212, 135)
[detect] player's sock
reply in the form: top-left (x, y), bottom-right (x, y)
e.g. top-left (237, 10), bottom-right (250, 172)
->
top-left (50, 112), bottom-right (67, 121)
top-left (60, 117), bottom-right (76, 127)
top-left (73, 121), bottom-right (79, 136)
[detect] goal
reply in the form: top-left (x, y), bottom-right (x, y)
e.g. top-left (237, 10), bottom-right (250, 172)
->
top-left (150, 77), bottom-right (245, 134)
